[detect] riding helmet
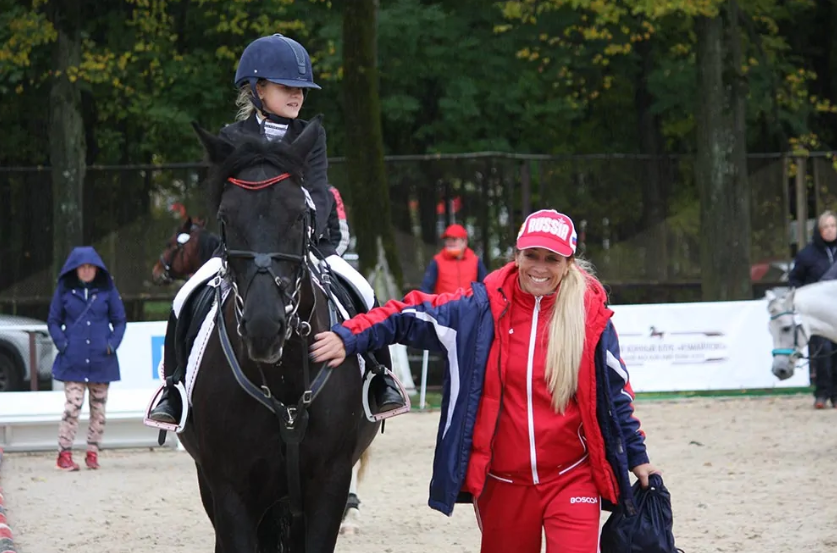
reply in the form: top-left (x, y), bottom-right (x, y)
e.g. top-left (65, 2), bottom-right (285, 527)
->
top-left (234, 34), bottom-right (321, 90)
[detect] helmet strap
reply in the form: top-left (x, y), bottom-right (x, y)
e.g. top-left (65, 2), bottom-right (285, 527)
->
top-left (248, 78), bottom-right (265, 112)
top-left (248, 77), bottom-right (300, 124)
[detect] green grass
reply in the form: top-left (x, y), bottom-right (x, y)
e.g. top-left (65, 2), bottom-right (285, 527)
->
top-left (143, 301), bottom-right (172, 321)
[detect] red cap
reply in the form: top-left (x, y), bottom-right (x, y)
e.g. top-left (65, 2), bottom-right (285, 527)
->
top-left (516, 210), bottom-right (578, 257)
top-left (442, 224), bottom-right (468, 239)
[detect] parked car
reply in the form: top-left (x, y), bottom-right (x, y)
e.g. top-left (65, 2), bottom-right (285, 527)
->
top-left (0, 315), bottom-right (56, 391)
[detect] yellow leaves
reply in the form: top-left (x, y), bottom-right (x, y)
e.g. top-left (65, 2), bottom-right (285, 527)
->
top-left (580, 26), bottom-right (613, 41)
top-left (216, 45), bottom-right (238, 61)
top-left (0, 11), bottom-right (57, 68)
top-left (603, 43), bottom-right (631, 56)
top-left (117, 52), bottom-right (133, 72)
top-left (670, 43), bottom-right (691, 56)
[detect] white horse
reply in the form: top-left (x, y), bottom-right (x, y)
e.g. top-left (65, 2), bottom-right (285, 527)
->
top-left (766, 280), bottom-right (837, 380)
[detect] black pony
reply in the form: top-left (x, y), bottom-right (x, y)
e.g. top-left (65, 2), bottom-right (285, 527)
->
top-left (177, 119), bottom-right (380, 552)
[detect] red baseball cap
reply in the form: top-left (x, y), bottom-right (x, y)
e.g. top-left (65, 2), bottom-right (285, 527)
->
top-left (442, 224), bottom-right (468, 239)
top-left (516, 209), bottom-right (578, 257)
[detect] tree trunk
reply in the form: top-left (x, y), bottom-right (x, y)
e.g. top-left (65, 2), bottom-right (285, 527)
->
top-left (695, 5), bottom-right (752, 301)
top-left (342, 0), bottom-right (403, 285)
top-left (634, 37), bottom-right (670, 281)
top-left (48, 0), bottom-right (86, 277)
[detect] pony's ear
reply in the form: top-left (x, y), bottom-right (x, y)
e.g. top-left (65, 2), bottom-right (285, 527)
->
top-left (786, 288), bottom-right (796, 305)
top-left (192, 122), bottom-right (235, 164)
top-left (765, 289), bottom-right (776, 301)
top-left (289, 114), bottom-right (323, 160)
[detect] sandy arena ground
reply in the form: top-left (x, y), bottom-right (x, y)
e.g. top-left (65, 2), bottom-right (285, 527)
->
top-left (1, 395), bottom-right (836, 553)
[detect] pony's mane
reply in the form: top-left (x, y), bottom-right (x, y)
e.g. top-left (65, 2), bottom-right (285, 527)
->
top-left (206, 135), bottom-right (307, 212)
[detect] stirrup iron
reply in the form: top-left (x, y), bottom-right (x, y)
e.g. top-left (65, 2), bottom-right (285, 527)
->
top-left (361, 368), bottom-right (411, 422)
top-left (143, 381), bottom-right (189, 434)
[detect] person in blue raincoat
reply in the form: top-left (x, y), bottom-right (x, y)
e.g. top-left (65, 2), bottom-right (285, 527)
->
top-left (47, 246), bottom-right (126, 471)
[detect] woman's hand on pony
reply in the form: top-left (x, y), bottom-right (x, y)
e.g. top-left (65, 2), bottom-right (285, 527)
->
top-left (310, 332), bottom-right (347, 367)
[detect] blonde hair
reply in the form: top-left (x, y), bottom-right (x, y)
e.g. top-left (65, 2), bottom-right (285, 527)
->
top-left (235, 82), bottom-right (259, 121)
top-left (543, 256), bottom-right (599, 414)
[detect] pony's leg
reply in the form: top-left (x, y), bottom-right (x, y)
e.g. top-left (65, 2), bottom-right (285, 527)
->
top-left (195, 463), bottom-right (216, 529)
top-left (304, 461), bottom-right (354, 552)
top-left (211, 490), bottom-right (259, 553)
top-left (340, 461), bottom-right (362, 535)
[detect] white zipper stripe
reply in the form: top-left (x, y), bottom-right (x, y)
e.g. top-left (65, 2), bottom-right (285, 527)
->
top-left (487, 472), bottom-right (515, 483)
top-left (558, 453), bottom-right (589, 475)
top-left (527, 296), bottom-right (542, 484)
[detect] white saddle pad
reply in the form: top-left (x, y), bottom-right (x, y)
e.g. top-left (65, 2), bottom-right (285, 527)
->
top-left (180, 276), bottom-right (365, 406)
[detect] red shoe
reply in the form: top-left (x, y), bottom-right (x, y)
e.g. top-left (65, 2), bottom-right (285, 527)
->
top-left (85, 451), bottom-right (99, 470)
top-left (815, 398), bottom-right (827, 409)
top-left (56, 451), bottom-right (80, 471)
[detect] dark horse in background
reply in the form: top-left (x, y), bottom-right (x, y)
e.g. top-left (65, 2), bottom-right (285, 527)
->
top-left (166, 118), bottom-right (380, 552)
top-left (151, 215), bottom-right (221, 285)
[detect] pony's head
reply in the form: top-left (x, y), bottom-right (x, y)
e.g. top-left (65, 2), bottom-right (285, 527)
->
top-left (193, 118), bottom-right (321, 363)
top-left (766, 288), bottom-right (803, 380)
top-left (152, 217), bottom-right (218, 284)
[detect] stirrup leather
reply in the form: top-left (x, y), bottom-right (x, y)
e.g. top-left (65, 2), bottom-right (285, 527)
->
top-left (143, 381), bottom-right (189, 434)
top-left (361, 368), bottom-right (411, 422)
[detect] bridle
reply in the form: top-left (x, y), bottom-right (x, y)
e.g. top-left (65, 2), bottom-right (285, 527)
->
top-left (210, 169), bottom-right (333, 536)
top-left (770, 307), bottom-right (836, 362)
top-left (158, 227), bottom-right (198, 283)
top-left (769, 309), bottom-right (806, 362)
top-left (218, 172), bottom-right (313, 341)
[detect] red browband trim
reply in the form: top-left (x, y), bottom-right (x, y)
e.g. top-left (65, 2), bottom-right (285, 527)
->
top-left (227, 173), bottom-right (291, 190)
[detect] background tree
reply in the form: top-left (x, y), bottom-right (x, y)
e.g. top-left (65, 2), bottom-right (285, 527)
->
top-left (341, 0), bottom-right (402, 282)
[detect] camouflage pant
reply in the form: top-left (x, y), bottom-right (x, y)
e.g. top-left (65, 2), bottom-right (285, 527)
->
top-left (58, 381), bottom-right (110, 453)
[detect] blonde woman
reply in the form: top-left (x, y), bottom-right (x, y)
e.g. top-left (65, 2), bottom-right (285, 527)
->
top-left (311, 209), bottom-right (660, 553)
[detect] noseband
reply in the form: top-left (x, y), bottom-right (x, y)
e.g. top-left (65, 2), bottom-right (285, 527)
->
top-left (219, 172), bottom-right (315, 340)
top-left (769, 308), bottom-right (836, 362)
top-left (769, 310), bottom-right (805, 360)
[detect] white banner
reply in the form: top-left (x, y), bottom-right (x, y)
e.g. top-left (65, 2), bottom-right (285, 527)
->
top-left (48, 298), bottom-right (806, 394)
top-left (610, 299), bottom-right (809, 392)
top-left (110, 321), bottom-right (167, 391)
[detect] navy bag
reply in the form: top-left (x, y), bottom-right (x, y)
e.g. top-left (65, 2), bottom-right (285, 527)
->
top-left (600, 474), bottom-right (683, 553)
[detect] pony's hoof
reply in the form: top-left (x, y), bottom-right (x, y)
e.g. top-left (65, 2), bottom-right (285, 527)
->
top-left (340, 507), bottom-right (361, 535)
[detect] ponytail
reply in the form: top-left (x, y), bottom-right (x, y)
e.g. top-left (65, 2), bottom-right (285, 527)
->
top-left (543, 257), bottom-right (598, 413)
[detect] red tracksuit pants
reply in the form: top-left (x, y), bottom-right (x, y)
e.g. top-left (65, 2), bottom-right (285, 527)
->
top-left (474, 463), bottom-right (601, 553)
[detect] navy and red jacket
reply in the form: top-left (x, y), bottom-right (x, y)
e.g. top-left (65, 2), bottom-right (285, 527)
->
top-left (333, 262), bottom-right (649, 517)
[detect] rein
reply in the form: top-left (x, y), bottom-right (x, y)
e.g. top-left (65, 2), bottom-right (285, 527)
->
top-left (214, 172), bottom-right (333, 535)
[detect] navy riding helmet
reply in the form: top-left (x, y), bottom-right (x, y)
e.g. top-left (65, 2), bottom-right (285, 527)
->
top-left (234, 34), bottom-right (321, 111)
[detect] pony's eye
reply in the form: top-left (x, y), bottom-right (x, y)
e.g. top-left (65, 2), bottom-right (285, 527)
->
top-left (781, 326), bottom-right (792, 333)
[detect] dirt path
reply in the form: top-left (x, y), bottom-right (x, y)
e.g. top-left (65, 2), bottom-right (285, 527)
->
top-left (2, 395), bottom-right (836, 552)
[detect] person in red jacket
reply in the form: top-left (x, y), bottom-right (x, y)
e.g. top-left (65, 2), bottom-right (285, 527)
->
top-left (311, 209), bottom-right (660, 553)
top-left (420, 223), bottom-right (488, 294)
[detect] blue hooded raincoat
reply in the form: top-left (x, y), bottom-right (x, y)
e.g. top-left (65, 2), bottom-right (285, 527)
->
top-left (47, 247), bottom-right (126, 383)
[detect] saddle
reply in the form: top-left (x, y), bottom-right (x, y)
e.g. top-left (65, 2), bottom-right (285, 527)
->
top-left (173, 263), bottom-right (369, 375)
top-left (160, 256), bottom-right (409, 425)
